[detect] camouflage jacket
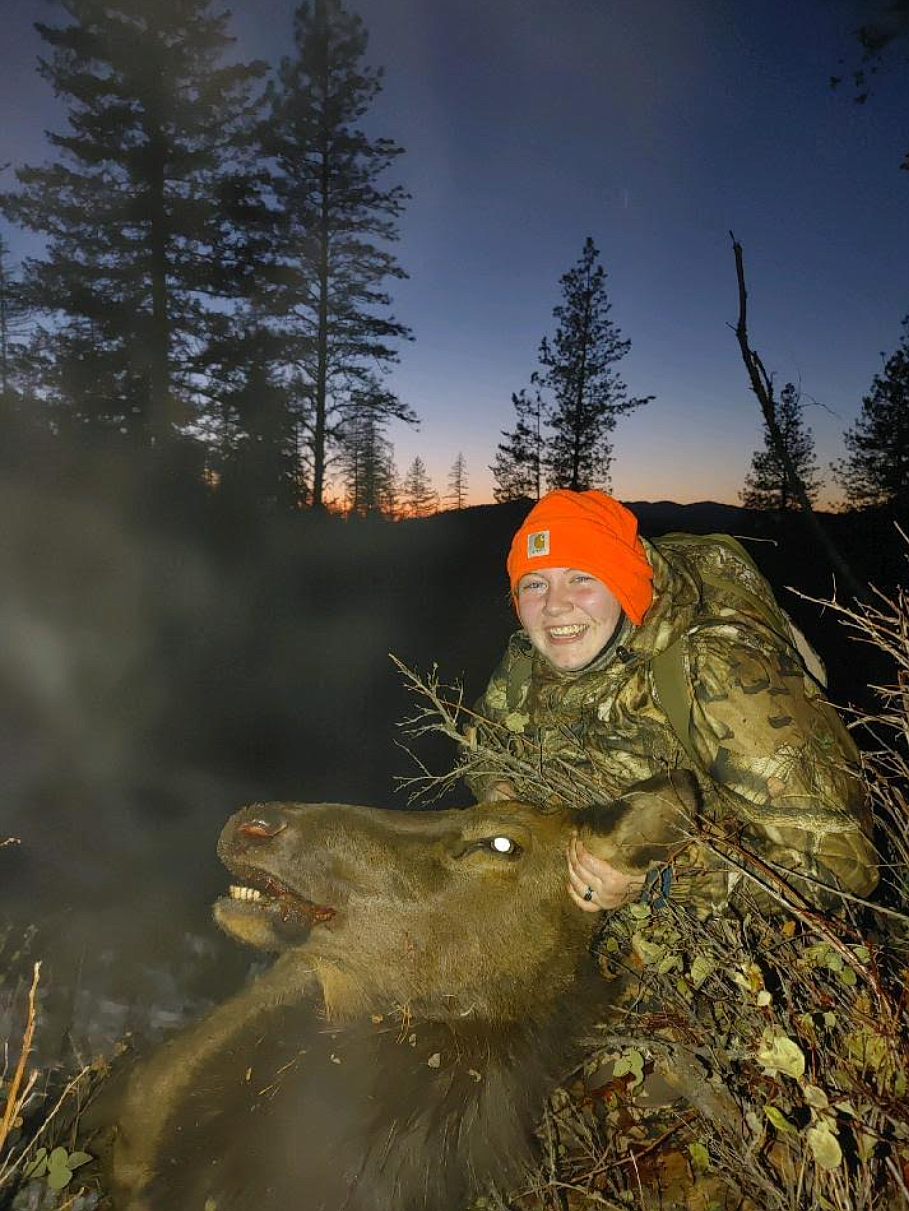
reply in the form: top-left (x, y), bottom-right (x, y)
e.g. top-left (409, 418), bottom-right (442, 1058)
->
top-left (466, 536), bottom-right (878, 916)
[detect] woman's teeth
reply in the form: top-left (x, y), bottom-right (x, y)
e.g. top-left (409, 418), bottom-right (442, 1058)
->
top-left (548, 624), bottom-right (586, 637)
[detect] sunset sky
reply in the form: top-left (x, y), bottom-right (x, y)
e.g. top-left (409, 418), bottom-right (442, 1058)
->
top-left (2, 0), bottom-right (907, 506)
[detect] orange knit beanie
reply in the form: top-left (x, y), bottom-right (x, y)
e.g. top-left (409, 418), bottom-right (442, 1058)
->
top-left (506, 490), bottom-right (654, 625)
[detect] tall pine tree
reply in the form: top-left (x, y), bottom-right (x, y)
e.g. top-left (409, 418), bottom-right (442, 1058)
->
top-left (264, 0), bottom-right (412, 509)
top-left (401, 456), bottom-right (437, 517)
top-left (740, 382), bottom-right (821, 511)
top-left (338, 378), bottom-right (409, 517)
top-left (833, 317), bottom-right (909, 512)
top-left (538, 238), bottom-right (650, 491)
top-left (491, 378), bottom-right (543, 502)
top-left (1, 0), bottom-right (264, 443)
top-left (445, 452), bottom-right (468, 509)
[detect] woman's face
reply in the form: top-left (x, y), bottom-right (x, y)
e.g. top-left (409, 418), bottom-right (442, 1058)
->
top-left (515, 567), bottom-right (622, 671)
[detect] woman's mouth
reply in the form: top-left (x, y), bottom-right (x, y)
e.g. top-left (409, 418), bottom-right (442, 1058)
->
top-left (546, 623), bottom-right (589, 643)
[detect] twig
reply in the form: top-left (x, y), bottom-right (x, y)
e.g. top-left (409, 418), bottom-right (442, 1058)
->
top-left (0, 962), bottom-right (40, 1156)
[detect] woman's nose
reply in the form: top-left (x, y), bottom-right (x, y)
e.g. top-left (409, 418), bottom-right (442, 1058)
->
top-left (542, 584), bottom-right (572, 614)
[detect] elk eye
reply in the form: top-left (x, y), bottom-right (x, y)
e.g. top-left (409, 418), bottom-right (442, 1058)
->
top-left (489, 836), bottom-right (518, 855)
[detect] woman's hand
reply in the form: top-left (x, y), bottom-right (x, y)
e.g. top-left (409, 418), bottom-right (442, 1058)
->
top-left (567, 833), bottom-right (647, 913)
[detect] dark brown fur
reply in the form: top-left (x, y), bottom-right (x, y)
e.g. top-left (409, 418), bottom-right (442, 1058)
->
top-left (106, 771), bottom-right (698, 1211)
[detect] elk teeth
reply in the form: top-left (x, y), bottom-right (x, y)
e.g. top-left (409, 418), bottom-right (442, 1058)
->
top-left (229, 885), bottom-right (263, 902)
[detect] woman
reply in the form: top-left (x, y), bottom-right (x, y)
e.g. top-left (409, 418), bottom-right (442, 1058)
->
top-left (468, 489), bottom-right (877, 916)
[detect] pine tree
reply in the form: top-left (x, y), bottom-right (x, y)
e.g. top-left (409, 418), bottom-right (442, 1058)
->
top-left (537, 238), bottom-right (650, 491)
top-left (208, 319), bottom-right (302, 509)
top-left (833, 317), bottom-right (909, 512)
top-left (0, 234), bottom-right (29, 410)
top-left (445, 452), bottom-right (468, 510)
top-left (401, 456), bottom-right (438, 518)
top-left (740, 382), bottom-right (822, 511)
top-left (264, 0), bottom-right (412, 509)
top-left (491, 378), bottom-right (543, 502)
top-left (0, 0), bottom-right (264, 443)
top-left (338, 380), bottom-right (407, 517)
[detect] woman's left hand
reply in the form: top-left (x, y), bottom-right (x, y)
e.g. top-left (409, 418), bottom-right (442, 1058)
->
top-left (567, 833), bottom-right (647, 912)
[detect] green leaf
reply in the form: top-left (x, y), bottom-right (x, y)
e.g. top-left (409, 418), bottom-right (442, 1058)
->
top-left (764, 1105), bottom-right (796, 1134)
top-left (22, 1148), bottom-right (48, 1180)
top-left (46, 1163), bottom-right (74, 1192)
top-left (66, 1150), bottom-right (92, 1169)
top-left (756, 1031), bottom-right (805, 1080)
top-left (687, 1141), bottom-right (710, 1172)
top-left (49, 1147), bottom-right (68, 1167)
top-left (628, 902), bottom-right (651, 921)
top-left (631, 933), bottom-right (664, 965)
top-left (503, 711), bottom-right (529, 733)
top-left (838, 966), bottom-right (857, 987)
top-left (803, 1084), bottom-right (828, 1110)
top-left (657, 952), bottom-right (682, 975)
top-left (756, 989), bottom-right (772, 1007)
top-left (823, 1011), bottom-right (837, 1029)
top-left (807, 1125), bottom-right (843, 1171)
top-left (852, 945), bottom-right (871, 963)
top-left (689, 954), bottom-right (714, 988)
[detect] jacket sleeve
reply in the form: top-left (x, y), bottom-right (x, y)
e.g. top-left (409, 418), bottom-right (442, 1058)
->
top-left (680, 622), bottom-right (878, 915)
top-left (462, 635), bottom-right (533, 802)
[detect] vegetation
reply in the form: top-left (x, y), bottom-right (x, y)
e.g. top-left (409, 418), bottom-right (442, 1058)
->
top-left (445, 452), bottom-right (469, 511)
top-left (0, 0), bottom-right (264, 444)
top-left (833, 318), bottom-right (909, 515)
top-left (740, 382), bottom-right (822, 512)
top-left (261, 0), bottom-right (414, 509)
top-left (494, 239), bottom-right (651, 498)
top-left (401, 455), bottom-right (438, 517)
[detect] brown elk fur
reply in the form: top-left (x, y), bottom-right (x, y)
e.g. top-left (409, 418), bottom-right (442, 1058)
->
top-left (106, 771), bottom-right (698, 1211)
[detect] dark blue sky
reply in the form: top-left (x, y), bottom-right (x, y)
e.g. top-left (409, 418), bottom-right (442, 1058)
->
top-left (2, 0), bottom-right (907, 505)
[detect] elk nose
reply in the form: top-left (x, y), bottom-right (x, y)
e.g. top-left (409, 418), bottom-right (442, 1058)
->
top-left (236, 811), bottom-right (288, 844)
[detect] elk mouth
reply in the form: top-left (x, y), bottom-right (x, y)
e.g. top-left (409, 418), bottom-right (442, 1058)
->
top-left (216, 864), bottom-right (337, 938)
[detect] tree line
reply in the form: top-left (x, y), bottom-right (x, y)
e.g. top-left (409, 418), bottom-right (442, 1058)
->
top-left (1, 0), bottom-right (906, 520)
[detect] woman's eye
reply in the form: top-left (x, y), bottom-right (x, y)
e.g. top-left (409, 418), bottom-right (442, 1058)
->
top-left (488, 836), bottom-right (518, 855)
top-left (520, 580), bottom-right (544, 593)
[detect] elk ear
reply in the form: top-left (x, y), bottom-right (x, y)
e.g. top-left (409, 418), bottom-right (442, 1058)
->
top-left (576, 771), bottom-right (701, 875)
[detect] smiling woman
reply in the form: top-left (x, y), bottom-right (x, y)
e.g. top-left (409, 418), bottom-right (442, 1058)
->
top-left (515, 567), bottom-right (623, 671)
top-left (468, 487), bottom-right (878, 921)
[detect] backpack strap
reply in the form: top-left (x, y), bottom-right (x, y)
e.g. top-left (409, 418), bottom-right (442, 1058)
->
top-left (651, 635), bottom-right (701, 768)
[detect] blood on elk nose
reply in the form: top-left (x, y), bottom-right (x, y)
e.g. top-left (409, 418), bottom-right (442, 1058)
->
top-left (237, 819), bottom-right (288, 844)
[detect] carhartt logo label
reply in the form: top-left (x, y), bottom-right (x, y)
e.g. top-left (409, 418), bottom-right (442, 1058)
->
top-left (527, 530), bottom-right (550, 557)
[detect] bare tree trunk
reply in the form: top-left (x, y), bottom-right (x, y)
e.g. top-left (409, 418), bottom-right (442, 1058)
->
top-left (730, 234), bottom-right (864, 601)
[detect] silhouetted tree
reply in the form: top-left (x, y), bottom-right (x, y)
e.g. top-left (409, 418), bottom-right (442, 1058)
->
top-left (208, 320), bottom-right (303, 509)
top-left (0, 0), bottom-right (264, 443)
top-left (0, 234), bottom-right (29, 408)
top-left (536, 238), bottom-right (650, 491)
top-left (264, 0), bottom-right (412, 509)
top-left (491, 378), bottom-right (543, 502)
top-left (833, 317), bottom-right (909, 512)
top-left (740, 382), bottom-right (821, 511)
top-left (446, 452), bottom-right (468, 510)
top-left (401, 456), bottom-right (437, 517)
top-left (338, 379), bottom-right (409, 516)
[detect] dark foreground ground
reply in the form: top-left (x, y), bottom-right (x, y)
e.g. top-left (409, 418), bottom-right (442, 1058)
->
top-left (0, 457), bottom-right (899, 1058)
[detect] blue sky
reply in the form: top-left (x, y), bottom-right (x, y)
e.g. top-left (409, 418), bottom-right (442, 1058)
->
top-left (2, 0), bottom-right (907, 506)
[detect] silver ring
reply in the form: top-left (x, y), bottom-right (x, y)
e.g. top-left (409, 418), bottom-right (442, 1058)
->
top-left (583, 886), bottom-right (594, 902)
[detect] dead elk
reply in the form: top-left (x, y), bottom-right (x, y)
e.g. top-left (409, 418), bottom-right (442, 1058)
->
top-left (105, 771), bottom-right (698, 1211)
